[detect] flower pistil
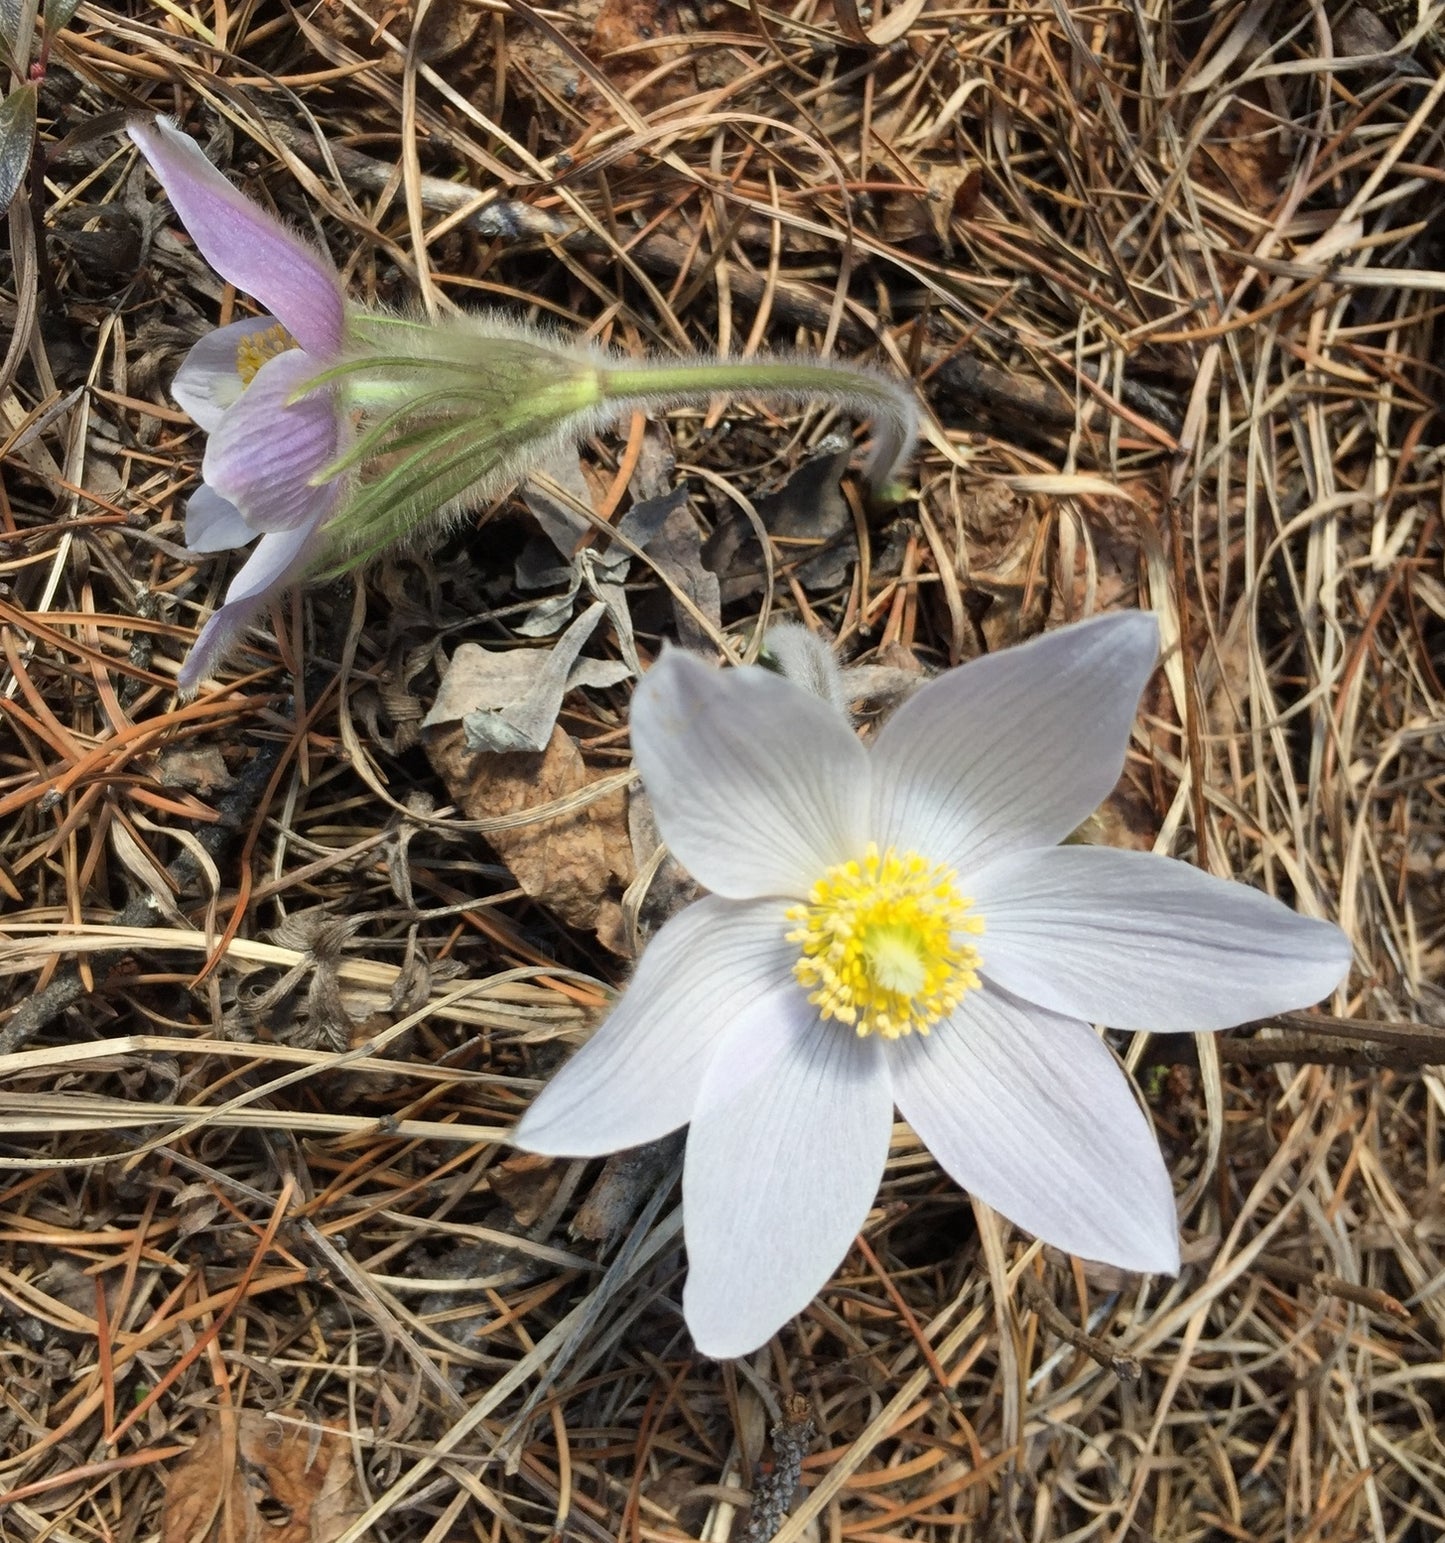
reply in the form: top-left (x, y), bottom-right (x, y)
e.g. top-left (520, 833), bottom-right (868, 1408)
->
top-left (787, 842), bottom-right (983, 1039)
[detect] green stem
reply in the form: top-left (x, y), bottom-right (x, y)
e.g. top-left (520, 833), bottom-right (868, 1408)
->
top-left (600, 357), bottom-right (917, 504)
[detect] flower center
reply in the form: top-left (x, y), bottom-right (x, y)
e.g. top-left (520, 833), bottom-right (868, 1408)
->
top-left (786, 843), bottom-right (983, 1040)
top-left (235, 323), bottom-right (298, 387)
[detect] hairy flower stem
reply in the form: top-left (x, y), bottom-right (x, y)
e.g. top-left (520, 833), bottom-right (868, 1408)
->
top-left (599, 358), bottom-right (917, 506)
top-left (310, 323), bottom-right (920, 574)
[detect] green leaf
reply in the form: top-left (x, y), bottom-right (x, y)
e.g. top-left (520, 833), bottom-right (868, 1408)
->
top-left (0, 0), bottom-right (37, 60)
top-left (43, 0), bottom-right (80, 32)
top-left (0, 0), bottom-right (22, 48)
top-left (0, 81), bottom-right (36, 218)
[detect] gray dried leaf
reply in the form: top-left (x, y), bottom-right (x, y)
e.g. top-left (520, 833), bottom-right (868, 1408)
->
top-left (624, 486), bottom-right (721, 649)
top-left (522, 453), bottom-right (595, 558)
top-left (424, 601), bottom-right (626, 753)
top-left (703, 436), bottom-right (857, 601)
top-left (755, 436), bottom-right (856, 590)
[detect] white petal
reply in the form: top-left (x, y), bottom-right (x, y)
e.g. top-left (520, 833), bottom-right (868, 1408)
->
top-left (972, 846), bottom-right (1352, 1031)
top-left (173, 317), bottom-right (283, 431)
top-left (632, 650), bottom-right (870, 900)
top-left (128, 116), bottom-right (346, 357)
top-left (202, 349), bottom-right (341, 533)
top-left (176, 519), bottom-right (323, 695)
top-left (871, 612), bottom-right (1159, 873)
top-left (512, 897), bottom-right (796, 1157)
top-left (891, 986), bottom-right (1179, 1272)
top-left (683, 1005), bottom-right (891, 1358)
top-left (185, 484), bottom-right (255, 553)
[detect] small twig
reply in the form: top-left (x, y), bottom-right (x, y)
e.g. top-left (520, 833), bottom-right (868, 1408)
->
top-left (1255, 1254), bottom-right (1411, 1322)
top-left (1146, 1012), bottom-right (1445, 1072)
top-left (571, 1130), bottom-right (686, 1247)
top-left (1270, 1010), bottom-right (1445, 1051)
top-left (257, 102), bottom-right (569, 241)
top-left (1019, 1274), bottom-right (1141, 1382)
top-left (564, 223), bottom-right (1090, 438)
top-left (244, 111), bottom-right (1107, 442)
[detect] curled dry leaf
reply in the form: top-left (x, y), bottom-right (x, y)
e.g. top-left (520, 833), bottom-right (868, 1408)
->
top-left (310, 0), bottom-right (482, 73)
top-left (425, 720), bottom-right (634, 940)
top-left (940, 483), bottom-right (1047, 652)
top-left (488, 1148), bottom-right (566, 1227)
top-left (162, 1411), bottom-right (361, 1543)
top-left (876, 163), bottom-right (983, 254)
top-left (423, 602), bottom-right (629, 753)
top-left (705, 439), bottom-right (857, 604)
top-left (155, 745), bottom-right (235, 796)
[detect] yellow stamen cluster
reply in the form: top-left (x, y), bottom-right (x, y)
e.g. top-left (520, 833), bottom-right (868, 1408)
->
top-left (234, 323), bottom-right (298, 386)
top-left (787, 843), bottom-right (983, 1040)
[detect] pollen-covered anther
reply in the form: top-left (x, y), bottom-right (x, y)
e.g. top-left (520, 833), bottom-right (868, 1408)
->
top-left (235, 322), bottom-right (298, 386)
top-left (786, 842), bottom-right (983, 1039)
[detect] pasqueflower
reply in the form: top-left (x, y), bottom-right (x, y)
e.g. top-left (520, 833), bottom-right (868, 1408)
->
top-left (514, 612), bottom-right (1352, 1358)
top-left (129, 116), bottom-right (349, 694)
top-left (130, 118), bottom-right (919, 694)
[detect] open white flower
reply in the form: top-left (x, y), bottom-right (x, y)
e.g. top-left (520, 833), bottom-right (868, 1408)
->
top-left (514, 612), bottom-right (1352, 1358)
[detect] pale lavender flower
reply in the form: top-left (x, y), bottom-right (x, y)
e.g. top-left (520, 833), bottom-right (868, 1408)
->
top-left (514, 612), bottom-right (1352, 1358)
top-left (132, 120), bottom-right (922, 695)
top-left (129, 117), bottom-right (348, 695)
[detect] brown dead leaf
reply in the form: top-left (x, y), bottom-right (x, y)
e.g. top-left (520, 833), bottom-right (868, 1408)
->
top-left (502, 11), bottom-right (591, 111)
top-left (503, 0), bottom-right (710, 117)
top-left (1193, 95), bottom-right (1290, 221)
top-left (163, 1419), bottom-right (239, 1543)
top-left (163, 1411), bottom-right (361, 1543)
top-left (591, 0), bottom-right (676, 67)
top-left (588, 0), bottom-right (735, 104)
top-left (506, 1), bottom-right (749, 131)
top-left (489, 1150), bottom-right (565, 1226)
top-left (311, 0), bottom-right (482, 75)
top-left (1086, 780), bottom-right (1162, 855)
top-left (155, 745), bottom-right (234, 796)
top-left (876, 165), bottom-right (982, 255)
top-left (425, 721), bottom-right (633, 938)
top-left (955, 485), bottom-right (1036, 574)
top-left (1061, 493), bottom-right (1144, 625)
top-left (943, 485), bottom-right (1047, 650)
